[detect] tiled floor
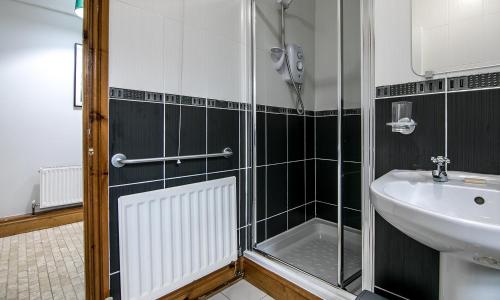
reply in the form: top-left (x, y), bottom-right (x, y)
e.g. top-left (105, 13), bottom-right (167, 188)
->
top-left (0, 222), bottom-right (85, 300)
top-left (210, 280), bottom-right (274, 300)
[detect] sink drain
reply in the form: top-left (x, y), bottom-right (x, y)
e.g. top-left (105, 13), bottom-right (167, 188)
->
top-left (474, 197), bottom-right (485, 205)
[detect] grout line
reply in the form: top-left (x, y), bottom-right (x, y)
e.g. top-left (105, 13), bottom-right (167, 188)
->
top-left (109, 167), bottom-right (248, 189)
top-left (286, 113), bottom-right (289, 230)
top-left (256, 203), bottom-right (309, 222)
top-left (109, 179), bottom-right (165, 189)
top-left (375, 91), bottom-right (446, 100)
top-left (315, 201), bottom-right (361, 212)
top-left (447, 85), bottom-right (500, 94)
top-left (109, 98), bottom-right (164, 105)
top-left (264, 111), bottom-right (268, 240)
top-left (374, 286), bottom-right (411, 300)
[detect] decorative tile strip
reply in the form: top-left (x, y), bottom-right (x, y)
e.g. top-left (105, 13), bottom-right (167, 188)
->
top-left (315, 110), bottom-right (338, 117)
top-left (239, 103), bottom-right (252, 111)
top-left (182, 96), bottom-right (205, 107)
top-left (376, 71), bottom-right (500, 98)
top-left (266, 106), bottom-right (288, 114)
top-left (343, 108), bottom-right (361, 115)
top-left (109, 87), bottom-right (146, 101)
top-left (165, 94), bottom-right (181, 104)
top-left (256, 104), bottom-right (266, 112)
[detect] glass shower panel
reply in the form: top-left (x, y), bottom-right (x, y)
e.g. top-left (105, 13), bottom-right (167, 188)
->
top-left (252, 0), bottom-right (356, 290)
top-left (340, 0), bottom-right (362, 293)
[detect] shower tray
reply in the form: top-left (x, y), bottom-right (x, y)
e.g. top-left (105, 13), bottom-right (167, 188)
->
top-left (255, 218), bottom-right (362, 291)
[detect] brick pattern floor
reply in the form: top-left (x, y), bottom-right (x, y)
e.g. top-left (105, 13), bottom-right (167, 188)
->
top-left (0, 222), bottom-right (84, 300)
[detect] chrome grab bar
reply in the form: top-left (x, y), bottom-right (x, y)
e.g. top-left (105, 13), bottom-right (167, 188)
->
top-left (111, 147), bottom-right (233, 168)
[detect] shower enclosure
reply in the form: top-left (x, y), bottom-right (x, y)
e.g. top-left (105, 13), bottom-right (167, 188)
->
top-left (249, 0), bottom-right (363, 294)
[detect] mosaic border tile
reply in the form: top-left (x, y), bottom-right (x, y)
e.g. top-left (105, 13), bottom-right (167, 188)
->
top-left (376, 71), bottom-right (500, 98)
top-left (109, 88), bottom-right (360, 116)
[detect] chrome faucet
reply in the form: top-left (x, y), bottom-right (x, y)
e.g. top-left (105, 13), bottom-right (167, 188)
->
top-left (431, 156), bottom-right (450, 182)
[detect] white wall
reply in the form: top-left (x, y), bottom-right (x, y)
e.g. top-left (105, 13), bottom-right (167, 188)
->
top-left (0, 0), bottom-right (83, 218)
top-left (374, 0), bottom-right (422, 86)
top-left (109, 0), bottom-right (249, 103)
top-left (255, 0), bottom-right (359, 111)
top-left (375, 0), bottom-right (500, 86)
top-left (255, 0), bottom-right (316, 110)
top-left (413, 0), bottom-right (500, 74)
top-left (314, 0), bottom-right (338, 111)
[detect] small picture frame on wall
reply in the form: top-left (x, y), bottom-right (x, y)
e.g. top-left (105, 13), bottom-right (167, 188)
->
top-left (74, 43), bottom-right (83, 108)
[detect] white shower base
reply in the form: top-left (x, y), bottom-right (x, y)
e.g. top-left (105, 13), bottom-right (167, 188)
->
top-left (255, 218), bottom-right (362, 292)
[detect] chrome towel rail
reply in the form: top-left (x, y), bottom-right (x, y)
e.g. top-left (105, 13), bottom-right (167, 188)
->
top-left (111, 147), bottom-right (233, 168)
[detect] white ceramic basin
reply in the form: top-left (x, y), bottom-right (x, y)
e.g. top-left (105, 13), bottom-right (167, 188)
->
top-left (370, 170), bottom-right (500, 269)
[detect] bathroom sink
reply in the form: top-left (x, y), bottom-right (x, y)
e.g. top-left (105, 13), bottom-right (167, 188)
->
top-left (370, 170), bottom-right (500, 269)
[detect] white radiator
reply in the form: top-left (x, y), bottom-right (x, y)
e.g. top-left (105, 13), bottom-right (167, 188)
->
top-left (39, 166), bottom-right (83, 209)
top-left (118, 177), bottom-right (238, 300)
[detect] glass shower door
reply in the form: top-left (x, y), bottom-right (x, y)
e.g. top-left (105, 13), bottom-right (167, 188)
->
top-left (250, 0), bottom-right (362, 294)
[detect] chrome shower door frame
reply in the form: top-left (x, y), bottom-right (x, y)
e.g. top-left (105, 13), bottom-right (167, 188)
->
top-left (248, 0), bottom-right (376, 294)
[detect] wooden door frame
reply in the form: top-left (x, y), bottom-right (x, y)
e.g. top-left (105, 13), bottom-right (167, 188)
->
top-left (83, 0), bottom-right (110, 299)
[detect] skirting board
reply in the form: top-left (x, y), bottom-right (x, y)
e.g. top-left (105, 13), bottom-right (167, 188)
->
top-left (243, 258), bottom-right (322, 300)
top-left (0, 206), bottom-right (83, 238)
top-left (157, 257), bottom-right (323, 300)
top-left (159, 259), bottom-right (243, 300)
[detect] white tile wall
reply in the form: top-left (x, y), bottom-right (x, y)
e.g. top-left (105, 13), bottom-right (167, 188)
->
top-left (410, 0), bottom-right (500, 76)
top-left (109, 1), bottom-right (164, 93)
top-left (109, 0), bottom-right (248, 102)
top-left (254, 0), bottom-right (317, 110)
top-left (314, 0), bottom-right (338, 111)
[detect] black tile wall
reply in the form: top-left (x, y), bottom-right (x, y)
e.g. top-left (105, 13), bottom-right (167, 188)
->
top-left (257, 221), bottom-right (266, 243)
top-left (109, 99), bottom-right (164, 186)
top-left (375, 214), bottom-right (439, 300)
top-left (165, 175), bottom-right (205, 188)
top-left (316, 116), bottom-right (337, 159)
top-left (305, 202), bottom-right (315, 221)
top-left (375, 94), bottom-right (446, 178)
top-left (374, 287), bottom-right (407, 300)
top-left (239, 169), bottom-right (247, 228)
top-left (373, 92), bottom-right (451, 300)
top-left (207, 108), bottom-right (240, 172)
top-left (108, 89), bottom-right (250, 298)
top-left (110, 273), bottom-right (121, 300)
top-left (165, 104), bottom-right (206, 178)
top-left (288, 114), bottom-right (305, 161)
top-left (267, 113), bottom-right (287, 164)
top-left (256, 166), bottom-right (266, 221)
top-left (343, 114), bottom-right (361, 162)
top-left (288, 205), bottom-right (306, 229)
top-left (343, 208), bottom-right (361, 230)
top-left (306, 160), bottom-right (315, 203)
top-left (316, 159), bottom-right (338, 205)
top-left (306, 116), bottom-right (315, 159)
top-left (448, 89), bottom-right (500, 175)
top-left (267, 213), bottom-right (288, 238)
top-left (253, 104), bottom-right (362, 246)
top-left (343, 162), bottom-right (361, 211)
top-left (288, 161), bottom-right (305, 209)
top-left (257, 112), bottom-right (266, 166)
top-left (266, 164), bottom-right (287, 217)
top-left (316, 202), bottom-right (337, 223)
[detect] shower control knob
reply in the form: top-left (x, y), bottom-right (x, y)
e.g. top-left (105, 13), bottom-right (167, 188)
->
top-left (297, 61), bottom-right (303, 71)
top-left (297, 51), bottom-right (303, 59)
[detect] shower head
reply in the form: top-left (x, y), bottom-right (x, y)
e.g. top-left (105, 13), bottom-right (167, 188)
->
top-left (277, 0), bottom-right (295, 10)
